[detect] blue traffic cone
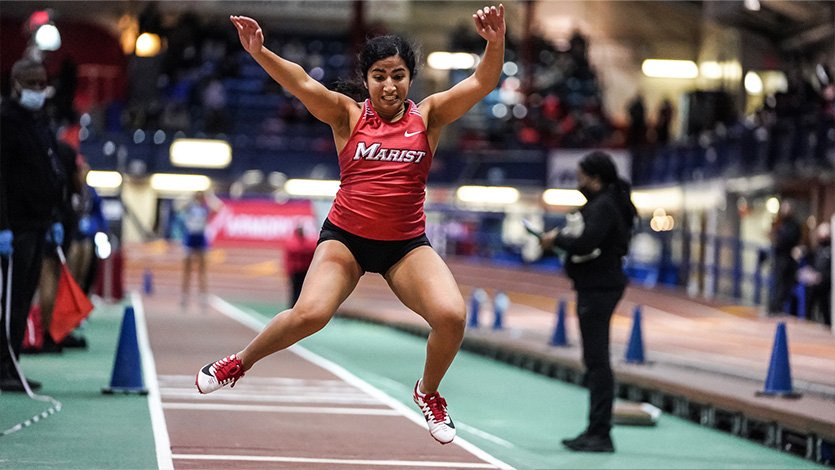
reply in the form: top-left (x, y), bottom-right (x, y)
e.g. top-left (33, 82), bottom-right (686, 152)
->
top-left (493, 291), bottom-right (509, 330)
top-left (549, 299), bottom-right (568, 346)
top-left (102, 306), bottom-right (148, 395)
top-left (143, 269), bottom-right (153, 295)
top-left (468, 288), bottom-right (487, 328)
top-left (756, 321), bottom-right (801, 398)
top-left (624, 305), bottom-right (645, 364)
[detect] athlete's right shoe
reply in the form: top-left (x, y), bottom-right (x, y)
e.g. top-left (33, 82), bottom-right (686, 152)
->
top-left (196, 354), bottom-right (245, 394)
top-left (413, 380), bottom-right (456, 444)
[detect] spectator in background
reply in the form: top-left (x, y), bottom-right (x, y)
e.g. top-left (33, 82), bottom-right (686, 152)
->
top-left (201, 75), bottom-right (228, 134)
top-left (805, 222), bottom-right (831, 326)
top-left (69, 160), bottom-right (107, 296)
top-left (32, 141), bottom-right (85, 353)
top-left (655, 98), bottom-right (674, 144)
top-left (626, 93), bottom-right (647, 149)
top-left (50, 57), bottom-right (79, 128)
top-left (283, 224), bottom-right (316, 305)
top-left (0, 58), bottom-right (66, 391)
top-left (539, 151), bottom-right (637, 453)
top-left (180, 190), bottom-right (221, 310)
top-left (768, 200), bottom-right (802, 315)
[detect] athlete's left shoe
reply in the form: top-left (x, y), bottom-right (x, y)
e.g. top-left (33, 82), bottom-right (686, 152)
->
top-left (413, 380), bottom-right (456, 444)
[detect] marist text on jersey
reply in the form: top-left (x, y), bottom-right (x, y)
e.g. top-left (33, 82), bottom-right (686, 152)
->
top-left (352, 141), bottom-right (428, 164)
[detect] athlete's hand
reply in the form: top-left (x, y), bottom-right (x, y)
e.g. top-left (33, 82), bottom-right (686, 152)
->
top-left (473, 4), bottom-right (505, 43)
top-left (230, 15), bottom-right (265, 55)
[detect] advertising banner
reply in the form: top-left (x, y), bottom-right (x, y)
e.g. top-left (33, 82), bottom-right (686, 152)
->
top-left (207, 199), bottom-right (318, 249)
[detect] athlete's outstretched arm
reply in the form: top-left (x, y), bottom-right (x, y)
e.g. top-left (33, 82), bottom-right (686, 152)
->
top-left (420, 4), bottom-right (506, 130)
top-left (230, 16), bottom-right (353, 128)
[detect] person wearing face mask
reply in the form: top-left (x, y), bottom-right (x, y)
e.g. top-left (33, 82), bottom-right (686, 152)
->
top-left (0, 57), bottom-right (66, 392)
top-left (540, 151), bottom-right (638, 453)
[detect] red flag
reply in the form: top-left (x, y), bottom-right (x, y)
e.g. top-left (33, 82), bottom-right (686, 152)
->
top-left (50, 259), bottom-right (94, 343)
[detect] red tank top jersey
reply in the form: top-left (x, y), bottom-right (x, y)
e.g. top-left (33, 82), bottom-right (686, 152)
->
top-left (327, 99), bottom-right (433, 240)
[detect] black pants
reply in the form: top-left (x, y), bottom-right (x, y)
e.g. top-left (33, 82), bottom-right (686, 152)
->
top-left (808, 284), bottom-right (831, 326)
top-left (576, 286), bottom-right (625, 437)
top-left (1, 231), bottom-right (46, 378)
top-left (769, 255), bottom-right (796, 314)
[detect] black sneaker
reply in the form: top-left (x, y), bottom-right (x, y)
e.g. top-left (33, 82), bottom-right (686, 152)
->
top-left (40, 335), bottom-right (64, 354)
top-left (561, 431), bottom-right (590, 447)
top-left (0, 376), bottom-right (42, 392)
top-left (59, 333), bottom-right (87, 349)
top-left (562, 432), bottom-right (615, 452)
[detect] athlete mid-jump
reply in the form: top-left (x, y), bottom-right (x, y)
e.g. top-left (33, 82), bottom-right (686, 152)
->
top-left (197, 5), bottom-right (505, 445)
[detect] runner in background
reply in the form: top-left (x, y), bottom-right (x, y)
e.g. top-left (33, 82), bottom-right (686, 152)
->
top-left (180, 190), bottom-right (222, 310)
top-left (197, 5), bottom-right (505, 445)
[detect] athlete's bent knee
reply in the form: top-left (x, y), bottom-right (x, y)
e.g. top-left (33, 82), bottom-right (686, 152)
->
top-left (289, 305), bottom-right (331, 334)
top-left (433, 304), bottom-right (466, 337)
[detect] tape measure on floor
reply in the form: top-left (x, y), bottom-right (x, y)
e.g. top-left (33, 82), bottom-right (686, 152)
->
top-left (1, 258), bottom-right (63, 437)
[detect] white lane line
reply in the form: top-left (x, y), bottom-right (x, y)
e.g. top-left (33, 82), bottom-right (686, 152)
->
top-left (159, 389), bottom-right (381, 404)
top-left (210, 295), bottom-right (265, 330)
top-left (163, 402), bottom-right (400, 415)
top-left (159, 374), bottom-right (356, 388)
top-left (131, 292), bottom-right (174, 470)
top-left (456, 423), bottom-right (516, 449)
top-left (210, 294), bottom-right (514, 470)
top-left (172, 454), bottom-right (497, 468)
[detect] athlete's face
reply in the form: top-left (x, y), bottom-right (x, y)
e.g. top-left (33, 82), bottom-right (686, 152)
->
top-left (364, 55), bottom-right (412, 121)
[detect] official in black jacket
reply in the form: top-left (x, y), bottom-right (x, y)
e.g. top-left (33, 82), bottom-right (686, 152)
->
top-left (541, 151), bottom-right (637, 453)
top-left (0, 58), bottom-right (66, 392)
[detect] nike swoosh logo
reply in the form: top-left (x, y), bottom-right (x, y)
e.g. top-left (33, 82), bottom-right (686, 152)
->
top-left (404, 130), bottom-right (423, 137)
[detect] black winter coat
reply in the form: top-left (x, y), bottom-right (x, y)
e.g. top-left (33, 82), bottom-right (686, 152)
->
top-left (552, 188), bottom-right (631, 290)
top-left (0, 100), bottom-right (65, 232)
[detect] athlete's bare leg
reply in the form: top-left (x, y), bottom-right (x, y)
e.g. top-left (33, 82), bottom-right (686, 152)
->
top-left (236, 240), bottom-right (362, 370)
top-left (196, 250), bottom-right (208, 295)
top-left (385, 246), bottom-right (466, 394)
top-left (181, 252), bottom-right (193, 298)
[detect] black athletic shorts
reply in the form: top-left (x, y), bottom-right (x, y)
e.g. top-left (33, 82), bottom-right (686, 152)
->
top-left (318, 218), bottom-right (431, 275)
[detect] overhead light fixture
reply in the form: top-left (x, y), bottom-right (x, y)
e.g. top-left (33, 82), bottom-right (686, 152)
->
top-left (631, 187), bottom-right (684, 212)
top-left (456, 185), bottom-right (519, 204)
top-left (284, 179), bottom-right (340, 197)
top-left (136, 32), bottom-right (161, 57)
top-left (766, 197), bottom-right (780, 214)
top-left (642, 59), bottom-right (698, 79)
top-left (150, 173), bottom-right (211, 192)
top-left (744, 71), bottom-right (763, 95)
top-left (86, 170), bottom-right (123, 189)
top-left (427, 52), bottom-right (478, 70)
top-left (170, 138), bottom-right (232, 168)
top-left (542, 189), bottom-right (586, 207)
top-left (35, 24), bottom-right (61, 51)
top-left (700, 61), bottom-right (723, 79)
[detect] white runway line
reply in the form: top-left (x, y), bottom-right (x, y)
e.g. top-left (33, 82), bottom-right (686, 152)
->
top-left (160, 388), bottom-right (381, 404)
top-left (210, 294), bottom-right (514, 470)
top-left (172, 453), bottom-right (498, 468)
top-left (131, 292), bottom-right (174, 470)
top-left (163, 402), bottom-right (401, 415)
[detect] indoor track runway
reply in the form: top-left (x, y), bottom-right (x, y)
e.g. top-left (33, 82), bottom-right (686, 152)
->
top-left (2, 241), bottom-right (832, 469)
